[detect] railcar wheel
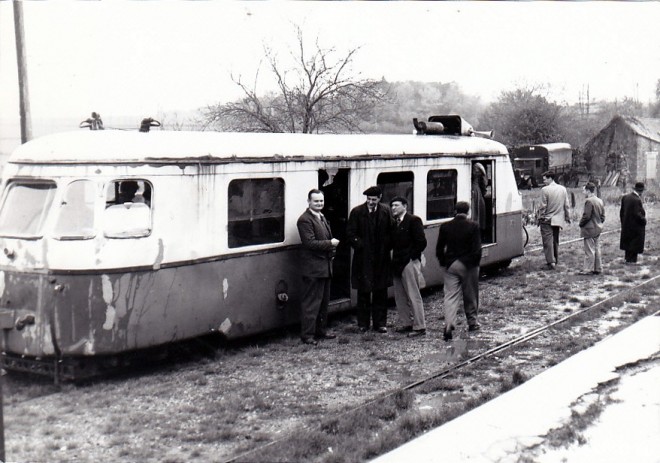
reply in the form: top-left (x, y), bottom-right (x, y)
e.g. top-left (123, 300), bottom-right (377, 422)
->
top-left (522, 225), bottom-right (529, 248)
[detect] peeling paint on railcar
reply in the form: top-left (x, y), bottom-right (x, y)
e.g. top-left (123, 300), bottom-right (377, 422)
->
top-left (0, 270), bottom-right (5, 297)
top-left (101, 275), bottom-right (116, 331)
top-left (223, 278), bottom-right (229, 299)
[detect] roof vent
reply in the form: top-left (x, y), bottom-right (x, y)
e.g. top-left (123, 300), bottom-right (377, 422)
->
top-left (413, 115), bottom-right (493, 138)
top-left (79, 112), bottom-right (104, 130)
top-left (139, 117), bottom-right (161, 133)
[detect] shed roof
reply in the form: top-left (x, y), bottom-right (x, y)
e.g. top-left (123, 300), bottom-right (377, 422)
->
top-left (619, 116), bottom-right (660, 144)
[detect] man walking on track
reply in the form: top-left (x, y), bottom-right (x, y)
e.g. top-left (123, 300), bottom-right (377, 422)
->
top-left (538, 171), bottom-right (571, 270)
top-left (436, 201), bottom-right (482, 342)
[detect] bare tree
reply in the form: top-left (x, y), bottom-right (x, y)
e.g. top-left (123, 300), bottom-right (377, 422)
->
top-left (201, 26), bottom-right (389, 133)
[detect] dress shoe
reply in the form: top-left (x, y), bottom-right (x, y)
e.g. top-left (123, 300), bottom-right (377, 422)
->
top-left (468, 324), bottom-right (481, 332)
top-left (443, 328), bottom-right (453, 342)
top-left (315, 332), bottom-right (336, 340)
top-left (375, 327), bottom-right (388, 333)
top-left (358, 327), bottom-right (369, 333)
top-left (541, 263), bottom-right (556, 270)
top-left (301, 337), bottom-right (318, 346)
top-left (395, 326), bottom-right (413, 333)
top-left (592, 271), bottom-right (601, 275)
top-left (407, 329), bottom-right (426, 338)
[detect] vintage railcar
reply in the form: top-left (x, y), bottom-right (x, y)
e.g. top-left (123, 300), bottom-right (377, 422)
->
top-left (0, 116), bottom-right (524, 378)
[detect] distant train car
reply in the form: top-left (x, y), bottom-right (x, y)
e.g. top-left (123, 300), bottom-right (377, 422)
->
top-left (0, 115), bottom-right (523, 378)
top-left (512, 143), bottom-right (573, 188)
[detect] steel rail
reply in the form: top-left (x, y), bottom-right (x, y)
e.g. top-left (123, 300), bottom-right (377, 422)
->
top-left (225, 273), bottom-right (660, 463)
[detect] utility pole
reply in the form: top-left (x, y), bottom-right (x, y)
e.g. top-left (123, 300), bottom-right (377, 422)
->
top-left (13, 0), bottom-right (32, 143)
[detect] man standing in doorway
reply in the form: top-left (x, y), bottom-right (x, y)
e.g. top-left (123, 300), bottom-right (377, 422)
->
top-left (346, 186), bottom-right (393, 333)
top-left (390, 197), bottom-right (427, 337)
top-left (538, 171), bottom-right (571, 270)
top-left (296, 189), bottom-right (340, 345)
top-left (620, 182), bottom-right (647, 264)
top-left (436, 201), bottom-right (482, 342)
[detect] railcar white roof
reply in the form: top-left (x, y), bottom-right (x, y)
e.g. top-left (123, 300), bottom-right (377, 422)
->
top-left (9, 130), bottom-right (508, 164)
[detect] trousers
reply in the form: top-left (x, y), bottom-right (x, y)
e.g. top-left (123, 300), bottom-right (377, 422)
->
top-left (583, 235), bottom-right (602, 272)
top-left (300, 276), bottom-right (331, 339)
top-left (540, 223), bottom-right (560, 265)
top-left (443, 259), bottom-right (479, 331)
top-left (393, 260), bottom-right (426, 331)
top-left (357, 289), bottom-right (388, 330)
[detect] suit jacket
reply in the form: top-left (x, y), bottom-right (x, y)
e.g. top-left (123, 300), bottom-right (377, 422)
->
top-left (391, 213), bottom-right (427, 277)
top-left (539, 181), bottom-right (571, 229)
top-left (619, 192), bottom-right (646, 253)
top-left (579, 196), bottom-right (605, 239)
top-left (297, 209), bottom-right (336, 278)
top-left (346, 203), bottom-right (393, 291)
top-left (436, 214), bottom-right (482, 269)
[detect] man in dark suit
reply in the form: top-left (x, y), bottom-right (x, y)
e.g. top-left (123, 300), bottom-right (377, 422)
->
top-left (296, 189), bottom-right (340, 345)
top-left (620, 182), bottom-right (647, 264)
top-left (436, 201), bottom-right (482, 342)
top-left (390, 196), bottom-right (427, 337)
top-left (346, 186), bottom-right (393, 333)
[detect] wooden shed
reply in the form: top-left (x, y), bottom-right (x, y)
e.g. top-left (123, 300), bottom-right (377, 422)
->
top-left (582, 116), bottom-right (660, 187)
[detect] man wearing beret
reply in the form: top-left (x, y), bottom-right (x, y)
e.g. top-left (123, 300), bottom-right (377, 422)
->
top-left (390, 196), bottom-right (427, 337)
top-left (346, 186), bottom-right (393, 333)
top-left (620, 182), bottom-right (647, 264)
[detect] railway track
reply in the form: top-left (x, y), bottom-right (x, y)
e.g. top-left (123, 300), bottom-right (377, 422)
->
top-left (225, 273), bottom-right (660, 463)
top-left (3, 219), bottom-right (659, 462)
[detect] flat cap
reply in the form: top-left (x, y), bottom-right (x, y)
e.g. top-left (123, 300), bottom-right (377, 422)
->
top-left (363, 186), bottom-right (382, 196)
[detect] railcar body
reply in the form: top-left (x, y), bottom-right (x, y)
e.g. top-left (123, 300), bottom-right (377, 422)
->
top-left (0, 119), bottom-right (523, 375)
top-left (513, 143), bottom-right (573, 188)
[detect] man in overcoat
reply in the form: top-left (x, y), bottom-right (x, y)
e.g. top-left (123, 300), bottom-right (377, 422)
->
top-left (390, 196), bottom-right (427, 337)
top-left (620, 182), bottom-right (647, 264)
top-left (346, 186), bottom-right (393, 333)
top-left (296, 189), bottom-right (340, 345)
top-left (436, 201), bottom-right (482, 341)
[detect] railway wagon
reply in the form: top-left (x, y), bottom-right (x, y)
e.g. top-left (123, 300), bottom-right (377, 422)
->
top-left (0, 116), bottom-right (523, 376)
top-left (513, 142), bottom-right (573, 188)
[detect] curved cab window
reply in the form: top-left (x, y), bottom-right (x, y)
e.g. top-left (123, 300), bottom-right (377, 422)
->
top-left (53, 180), bottom-right (96, 240)
top-left (103, 180), bottom-right (152, 238)
top-left (228, 178), bottom-right (284, 248)
top-left (0, 181), bottom-right (56, 238)
top-left (427, 170), bottom-right (457, 220)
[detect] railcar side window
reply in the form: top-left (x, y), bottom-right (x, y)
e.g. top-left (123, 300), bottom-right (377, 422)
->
top-left (0, 181), bottom-right (56, 238)
top-left (427, 170), bottom-right (457, 220)
top-left (53, 180), bottom-right (96, 240)
top-left (228, 178), bottom-right (285, 248)
top-left (103, 180), bottom-right (152, 238)
top-left (377, 172), bottom-right (414, 212)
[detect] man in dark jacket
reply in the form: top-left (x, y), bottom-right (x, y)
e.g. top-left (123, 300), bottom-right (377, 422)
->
top-left (390, 197), bottom-right (427, 337)
top-left (620, 182), bottom-right (647, 264)
top-left (296, 189), bottom-right (340, 345)
top-left (436, 201), bottom-right (482, 341)
top-left (346, 186), bottom-right (393, 333)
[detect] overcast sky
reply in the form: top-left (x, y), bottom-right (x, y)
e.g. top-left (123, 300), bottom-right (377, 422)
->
top-left (1, 1), bottom-right (659, 123)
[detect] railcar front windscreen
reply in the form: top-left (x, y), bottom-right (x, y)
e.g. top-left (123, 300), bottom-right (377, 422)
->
top-left (0, 181), bottom-right (57, 238)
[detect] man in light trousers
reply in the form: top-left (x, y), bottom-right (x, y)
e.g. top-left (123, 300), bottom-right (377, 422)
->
top-left (578, 182), bottom-right (605, 275)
